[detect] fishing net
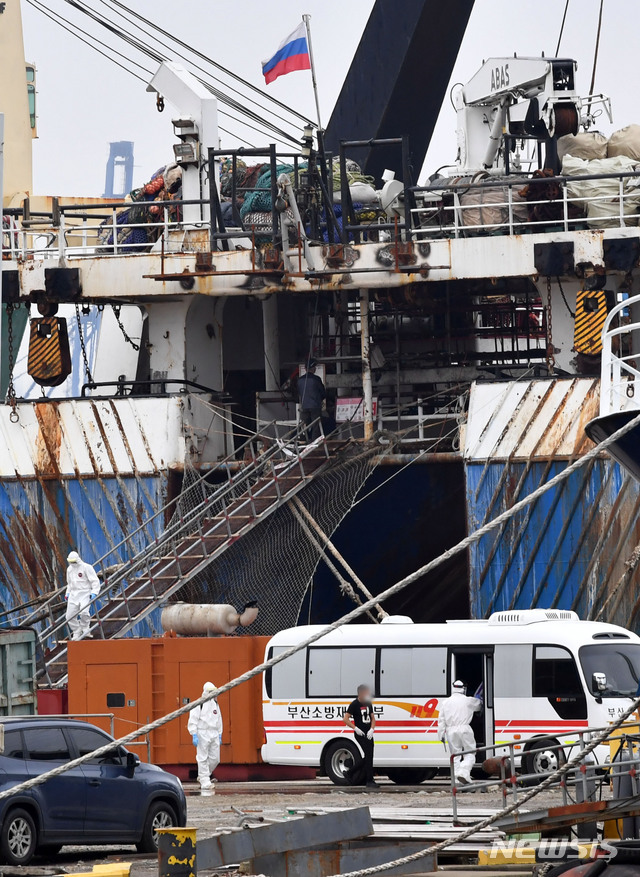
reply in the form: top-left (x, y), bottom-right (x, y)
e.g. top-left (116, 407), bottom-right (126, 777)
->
top-left (173, 441), bottom-right (381, 636)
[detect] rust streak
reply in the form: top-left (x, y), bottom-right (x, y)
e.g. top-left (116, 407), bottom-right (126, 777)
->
top-left (34, 402), bottom-right (62, 477)
top-left (128, 401), bottom-right (161, 475)
top-left (107, 400), bottom-right (157, 526)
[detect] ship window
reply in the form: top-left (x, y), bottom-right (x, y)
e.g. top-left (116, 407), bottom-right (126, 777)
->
top-left (26, 66), bottom-right (36, 130)
top-left (106, 693), bottom-right (125, 708)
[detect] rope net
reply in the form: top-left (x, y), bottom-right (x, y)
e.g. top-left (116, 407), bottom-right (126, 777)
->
top-left (171, 441), bottom-right (380, 636)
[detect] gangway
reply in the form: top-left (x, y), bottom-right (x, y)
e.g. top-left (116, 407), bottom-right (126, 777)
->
top-left (27, 421), bottom-right (346, 686)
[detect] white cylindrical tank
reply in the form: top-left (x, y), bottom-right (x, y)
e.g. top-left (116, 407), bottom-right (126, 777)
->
top-left (161, 602), bottom-right (259, 636)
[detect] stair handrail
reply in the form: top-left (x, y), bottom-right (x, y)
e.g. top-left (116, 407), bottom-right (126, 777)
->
top-left (35, 419), bottom-right (325, 650)
top-left (12, 420), bottom-right (305, 632)
top-left (600, 292), bottom-right (640, 418)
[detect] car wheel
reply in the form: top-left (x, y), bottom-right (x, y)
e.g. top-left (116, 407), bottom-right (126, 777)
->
top-left (1, 808), bottom-right (37, 865)
top-left (323, 739), bottom-right (360, 786)
top-left (523, 738), bottom-right (565, 778)
top-left (137, 801), bottom-right (177, 854)
top-left (386, 768), bottom-right (438, 785)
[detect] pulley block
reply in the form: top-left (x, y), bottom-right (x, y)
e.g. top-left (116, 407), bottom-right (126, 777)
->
top-left (27, 316), bottom-right (72, 386)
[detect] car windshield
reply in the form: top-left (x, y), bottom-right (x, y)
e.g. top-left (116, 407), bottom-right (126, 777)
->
top-left (580, 643), bottom-right (640, 697)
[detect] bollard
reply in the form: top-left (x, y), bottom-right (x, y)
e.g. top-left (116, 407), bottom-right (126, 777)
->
top-left (158, 827), bottom-right (197, 877)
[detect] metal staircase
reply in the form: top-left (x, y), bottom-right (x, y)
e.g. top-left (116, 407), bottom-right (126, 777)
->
top-left (28, 422), bottom-right (344, 686)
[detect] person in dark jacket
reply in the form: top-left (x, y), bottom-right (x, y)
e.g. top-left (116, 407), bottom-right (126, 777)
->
top-left (343, 684), bottom-right (379, 789)
top-left (297, 359), bottom-right (325, 441)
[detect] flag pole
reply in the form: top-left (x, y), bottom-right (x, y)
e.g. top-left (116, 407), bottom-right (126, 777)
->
top-left (302, 14), bottom-right (322, 131)
top-left (301, 14), bottom-right (339, 243)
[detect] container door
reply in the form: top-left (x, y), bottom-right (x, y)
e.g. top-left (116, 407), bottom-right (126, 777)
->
top-left (180, 662), bottom-right (231, 751)
top-left (1, 633), bottom-right (37, 715)
top-left (86, 663), bottom-right (141, 754)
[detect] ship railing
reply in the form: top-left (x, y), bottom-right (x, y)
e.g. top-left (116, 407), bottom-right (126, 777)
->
top-left (599, 292), bottom-right (640, 417)
top-left (409, 170), bottom-right (640, 240)
top-left (0, 144), bottom-right (324, 261)
top-left (1, 199), bottom-right (213, 260)
top-left (8, 418), bottom-right (316, 642)
top-left (449, 721), bottom-right (637, 825)
top-left (256, 395), bottom-right (463, 447)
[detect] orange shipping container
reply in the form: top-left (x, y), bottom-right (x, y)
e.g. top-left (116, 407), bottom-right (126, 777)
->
top-left (67, 635), bottom-right (294, 780)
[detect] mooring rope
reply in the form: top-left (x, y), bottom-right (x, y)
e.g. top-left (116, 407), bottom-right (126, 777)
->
top-left (333, 695), bottom-right (640, 877)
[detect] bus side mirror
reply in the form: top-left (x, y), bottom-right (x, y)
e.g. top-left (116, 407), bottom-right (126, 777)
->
top-left (592, 672), bottom-right (607, 694)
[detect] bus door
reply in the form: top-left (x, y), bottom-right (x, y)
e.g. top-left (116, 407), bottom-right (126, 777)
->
top-left (449, 647), bottom-right (494, 760)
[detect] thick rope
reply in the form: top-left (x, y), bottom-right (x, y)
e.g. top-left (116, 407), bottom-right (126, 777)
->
top-left (0, 412), bottom-right (638, 807)
top-left (332, 694), bottom-right (640, 877)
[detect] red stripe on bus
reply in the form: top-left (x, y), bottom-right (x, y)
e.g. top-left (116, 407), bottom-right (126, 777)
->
top-left (495, 720), bottom-right (589, 727)
top-left (263, 720), bottom-right (436, 728)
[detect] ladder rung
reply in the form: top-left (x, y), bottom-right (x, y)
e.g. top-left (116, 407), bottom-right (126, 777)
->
top-left (108, 595), bottom-right (154, 601)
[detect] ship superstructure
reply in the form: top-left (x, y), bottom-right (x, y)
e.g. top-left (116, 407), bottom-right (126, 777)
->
top-left (2, 0), bottom-right (640, 659)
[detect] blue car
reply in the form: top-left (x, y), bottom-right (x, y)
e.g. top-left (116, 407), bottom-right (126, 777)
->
top-left (0, 718), bottom-right (186, 865)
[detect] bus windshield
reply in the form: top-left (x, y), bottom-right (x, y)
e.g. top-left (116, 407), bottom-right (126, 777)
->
top-left (580, 643), bottom-right (640, 698)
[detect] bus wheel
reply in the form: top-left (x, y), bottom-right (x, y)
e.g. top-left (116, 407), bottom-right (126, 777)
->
top-left (523, 738), bottom-right (565, 778)
top-left (323, 740), bottom-right (360, 785)
top-left (386, 768), bottom-right (437, 785)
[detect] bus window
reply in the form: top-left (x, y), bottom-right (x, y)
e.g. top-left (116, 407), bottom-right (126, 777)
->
top-left (494, 644), bottom-right (532, 697)
top-left (308, 648), bottom-right (375, 697)
top-left (270, 647), bottom-right (306, 699)
top-left (579, 643), bottom-right (640, 697)
top-left (379, 647), bottom-right (447, 696)
top-left (533, 645), bottom-right (586, 719)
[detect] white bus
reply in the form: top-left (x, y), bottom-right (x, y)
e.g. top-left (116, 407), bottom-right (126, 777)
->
top-left (261, 609), bottom-right (640, 785)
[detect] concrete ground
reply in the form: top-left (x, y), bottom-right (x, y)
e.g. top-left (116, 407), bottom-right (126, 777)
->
top-left (33, 778), bottom-right (591, 876)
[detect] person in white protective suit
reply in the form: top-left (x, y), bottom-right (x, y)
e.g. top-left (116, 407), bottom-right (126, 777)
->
top-left (437, 680), bottom-right (482, 784)
top-left (187, 682), bottom-right (223, 791)
top-left (65, 551), bottom-right (100, 641)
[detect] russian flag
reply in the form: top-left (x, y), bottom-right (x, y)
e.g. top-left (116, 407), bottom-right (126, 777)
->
top-left (262, 22), bottom-right (310, 84)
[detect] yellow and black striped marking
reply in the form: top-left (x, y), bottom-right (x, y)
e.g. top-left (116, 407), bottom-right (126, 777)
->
top-left (574, 289), bottom-right (608, 355)
top-left (27, 317), bottom-right (72, 386)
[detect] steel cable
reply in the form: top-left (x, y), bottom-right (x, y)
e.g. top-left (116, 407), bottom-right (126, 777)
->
top-left (97, 0), bottom-right (307, 136)
top-left (57, 0), bottom-right (304, 146)
top-left (109, 0), bottom-right (315, 126)
top-left (25, 0), bottom-right (257, 146)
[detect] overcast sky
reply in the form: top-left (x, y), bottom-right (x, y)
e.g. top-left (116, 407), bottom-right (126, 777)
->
top-left (21, 0), bottom-right (638, 197)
